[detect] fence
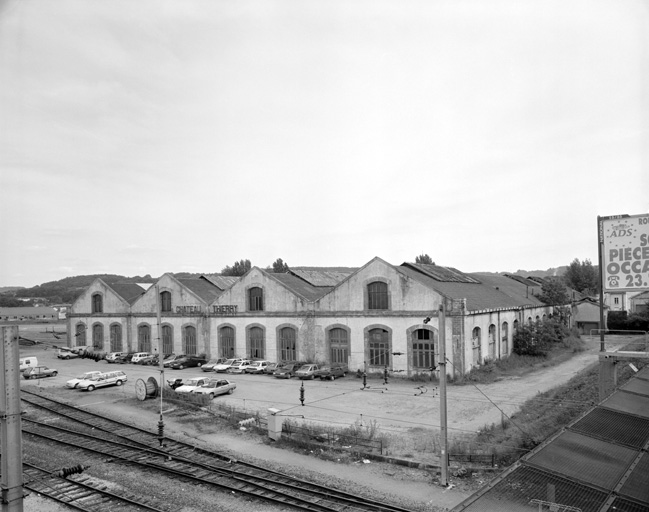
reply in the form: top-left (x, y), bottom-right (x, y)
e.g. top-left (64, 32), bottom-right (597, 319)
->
top-left (281, 421), bottom-right (383, 454)
top-left (588, 330), bottom-right (648, 352)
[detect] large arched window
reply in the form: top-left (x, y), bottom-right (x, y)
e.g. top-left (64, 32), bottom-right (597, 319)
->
top-left (368, 328), bottom-right (390, 367)
top-left (472, 327), bottom-right (481, 365)
top-left (501, 322), bottom-right (509, 356)
top-left (412, 329), bottom-right (435, 370)
top-left (183, 326), bottom-right (197, 355)
top-left (109, 323), bottom-right (122, 352)
top-left (92, 294), bottom-right (103, 313)
top-left (138, 324), bottom-right (151, 352)
top-left (162, 324), bottom-right (173, 355)
top-left (248, 287), bottom-right (264, 311)
top-left (92, 323), bottom-right (104, 350)
top-left (219, 326), bottom-right (235, 358)
top-left (488, 324), bottom-right (496, 359)
top-left (75, 323), bottom-right (87, 347)
top-left (329, 328), bottom-right (349, 365)
top-left (160, 291), bottom-right (172, 312)
top-left (367, 282), bottom-right (388, 310)
top-left (279, 327), bottom-right (297, 361)
top-left (248, 326), bottom-right (265, 359)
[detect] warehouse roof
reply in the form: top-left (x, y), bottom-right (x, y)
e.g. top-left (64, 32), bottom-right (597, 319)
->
top-left (177, 277), bottom-right (223, 303)
top-left (201, 274), bottom-right (239, 291)
top-left (290, 268), bottom-right (357, 287)
top-left (105, 283), bottom-right (146, 305)
top-left (268, 272), bottom-right (333, 302)
top-left (451, 365), bottom-right (649, 512)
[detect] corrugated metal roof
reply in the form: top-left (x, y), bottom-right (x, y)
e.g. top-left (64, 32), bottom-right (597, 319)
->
top-left (452, 367), bottom-right (649, 512)
top-left (290, 269), bottom-right (354, 287)
top-left (202, 274), bottom-right (239, 290)
top-left (268, 273), bottom-right (333, 302)
top-left (106, 283), bottom-right (146, 305)
top-left (402, 262), bottom-right (481, 283)
top-left (471, 273), bottom-right (546, 305)
top-left (177, 278), bottom-right (222, 303)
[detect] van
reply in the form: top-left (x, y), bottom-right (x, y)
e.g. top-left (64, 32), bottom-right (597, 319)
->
top-left (131, 352), bottom-right (151, 364)
top-left (19, 357), bottom-right (38, 372)
top-left (57, 347), bottom-right (79, 360)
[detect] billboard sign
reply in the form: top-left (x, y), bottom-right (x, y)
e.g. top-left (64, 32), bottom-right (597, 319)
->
top-left (599, 213), bottom-right (649, 292)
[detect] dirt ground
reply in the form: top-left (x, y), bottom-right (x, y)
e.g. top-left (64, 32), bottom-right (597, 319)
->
top-left (12, 326), bottom-right (632, 511)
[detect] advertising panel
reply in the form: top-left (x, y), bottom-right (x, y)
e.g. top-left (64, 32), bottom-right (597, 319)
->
top-left (600, 213), bottom-right (649, 292)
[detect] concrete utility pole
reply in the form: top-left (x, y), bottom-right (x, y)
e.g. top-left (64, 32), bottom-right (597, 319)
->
top-left (1, 325), bottom-right (23, 512)
top-left (438, 305), bottom-right (448, 486)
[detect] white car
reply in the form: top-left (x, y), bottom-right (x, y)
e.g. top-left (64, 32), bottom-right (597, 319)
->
top-left (244, 360), bottom-right (270, 374)
top-left (77, 371), bottom-right (128, 391)
top-left (105, 352), bottom-right (125, 363)
top-left (173, 377), bottom-right (215, 393)
top-left (213, 358), bottom-right (243, 373)
top-left (131, 352), bottom-right (151, 364)
top-left (192, 379), bottom-right (236, 398)
top-left (226, 360), bottom-right (251, 374)
top-left (57, 347), bottom-right (80, 360)
top-left (66, 371), bottom-right (103, 389)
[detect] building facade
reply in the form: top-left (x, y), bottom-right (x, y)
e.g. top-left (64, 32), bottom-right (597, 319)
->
top-left (67, 258), bottom-right (552, 377)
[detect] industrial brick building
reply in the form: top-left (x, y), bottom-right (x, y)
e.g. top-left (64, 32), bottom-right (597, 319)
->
top-left (67, 258), bottom-right (552, 377)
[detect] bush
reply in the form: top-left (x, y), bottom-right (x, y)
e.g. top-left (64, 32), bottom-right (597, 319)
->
top-left (513, 318), bottom-right (571, 357)
top-left (607, 310), bottom-right (649, 332)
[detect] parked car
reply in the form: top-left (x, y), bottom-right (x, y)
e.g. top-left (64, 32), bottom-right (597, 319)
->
top-left (77, 370), bottom-right (128, 391)
top-left (202, 358), bottom-right (228, 372)
top-left (137, 354), bottom-right (159, 365)
top-left (192, 379), bottom-right (236, 398)
top-left (23, 366), bottom-right (58, 380)
top-left (314, 365), bottom-right (347, 381)
top-left (295, 364), bottom-right (321, 380)
top-left (245, 360), bottom-right (270, 374)
top-left (213, 358), bottom-right (243, 373)
top-left (173, 376), bottom-right (215, 393)
top-left (115, 352), bottom-right (136, 364)
top-left (273, 362), bottom-right (303, 379)
top-left (131, 352), bottom-right (152, 364)
top-left (66, 371), bottom-right (103, 389)
top-left (226, 360), bottom-right (252, 374)
top-left (57, 347), bottom-right (79, 360)
top-left (105, 352), bottom-right (125, 363)
top-left (163, 354), bottom-right (185, 368)
top-left (264, 362), bottom-right (280, 375)
top-left (169, 355), bottom-right (208, 370)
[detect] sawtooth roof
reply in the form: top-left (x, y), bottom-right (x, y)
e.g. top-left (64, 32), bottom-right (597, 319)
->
top-left (106, 283), bottom-right (146, 305)
top-left (452, 365), bottom-right (649, 512)
top-left (202, 274), bottom-right (239, 290)
top-left (177, 278), bottom-right (223, 303)
top-left (289, 268), bottom-right (357, 287)
top-left (267, 272), bottom-right (333, 302)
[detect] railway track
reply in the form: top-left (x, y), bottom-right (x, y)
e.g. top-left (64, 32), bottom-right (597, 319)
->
top-left (21, 389), bottom-right (413, 512)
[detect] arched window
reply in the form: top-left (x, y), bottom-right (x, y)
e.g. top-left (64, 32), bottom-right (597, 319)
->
top-left (367, 282), bottom-right (388, 310)
top-left (501, 322), bottom-right (509, 356)
top-left (488, 324), bottom-right (496, 359)
top-left (160, 291), bottom-right (172, 312)
top-left (248, 287), bottom-right (263, 311)
top-left (472, 327), bottom-right (481, 365)
top-left (329, 328), bottom-right (349, 365)
top-left (279, 327), bottom-right (297, 361)
top-left (92, 324), bottom-right (104, 350)
top-left (75, 323), bottom-right (87, 347)
top-left (412, 329), bottom-right (435, 370)
top-left (92, 294), bottom-right (103, 313)
top-left (513, 319), bottom-right (519, 332)
top-left (109, 324), bottom-right (122, 352)
top-left (162, 325), bottom-right (173, 355)
top-left (138, 324), bottom-right (151, 352)
top-left (219, 326), bottom-right (235, 358)
top-left (368, 328), bottom-right (390, 367)
top-left (183, 325), bottom-right (197, 355)
top-left (248, 327), bottom-right (265, 359)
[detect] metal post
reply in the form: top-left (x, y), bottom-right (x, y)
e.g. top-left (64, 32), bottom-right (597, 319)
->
top-left (155, 286), bottom-right (165, 445)
top-left (597, 216), bottom-right (606, 351)
top-left (438, 304), bottom-right (448, 486)
top-left (1, 326), bottom-right (23, 511)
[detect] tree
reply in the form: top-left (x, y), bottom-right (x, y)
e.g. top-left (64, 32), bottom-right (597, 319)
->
top-left (270, 258), bottom-right (289, 273)
top-left (221, 259), bottom-right (251, 276)
top-left (538, 279), bottom-right (570, 306)
top-left (563, 258), bottom-right (599, 294)
top-left (415, 254), bottom-right (435, 265)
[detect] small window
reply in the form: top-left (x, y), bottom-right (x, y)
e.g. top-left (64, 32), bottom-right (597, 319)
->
top-left (92, 294), bottom-right (103, 314)
top-left (614, 297), bottom-right (619, 305)
top-left (161, 291), bottom-right (172, 312)
top-left (367, 282), bottom-right (388, 310)
top-left (248, 287), bottom-right (264, 311)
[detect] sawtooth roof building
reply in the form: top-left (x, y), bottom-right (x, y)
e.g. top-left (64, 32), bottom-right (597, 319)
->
top-left (67, 258), bottom-right (554, 377)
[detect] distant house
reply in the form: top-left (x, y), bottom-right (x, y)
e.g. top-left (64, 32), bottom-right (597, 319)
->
top-left (0, 306), bottom-right (58, 322)
top-left (570, 297), bottom-right (607, 334)
top-left (629, 291), bottom-right (649, 314)
top-left (50, 304), bottom-right (72, 320)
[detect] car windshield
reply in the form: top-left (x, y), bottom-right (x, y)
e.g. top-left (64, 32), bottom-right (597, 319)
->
top-left (185, 379), bottom-right (202, 386)
top-left (202, 382), bottom-right (218, 388)
top-left (76, 373), bottom-right (94, 379)
top-left (222, 359), bottom-right (235, 365)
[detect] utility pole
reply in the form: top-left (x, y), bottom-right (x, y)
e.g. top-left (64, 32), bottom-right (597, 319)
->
top-left (1, 325), bottom-right (23, 511)
top-left (156, 286), bottom-right (165, 446)
top-left (438, 304), bottom-right (448, 486)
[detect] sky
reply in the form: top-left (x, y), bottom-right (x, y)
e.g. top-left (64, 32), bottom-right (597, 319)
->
top-left (1, 0), bottom-right (648, 287)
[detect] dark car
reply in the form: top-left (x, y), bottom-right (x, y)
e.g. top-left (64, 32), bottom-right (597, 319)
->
top-left (23, 366), bottom-right (58, 380)
top-left (169, 355), bottom-right (208, 370)
top-left (314, 365), bottom-right (347, 381)
top-left (273, 362), bottom-right (304, 379)
top-left (115, 352), bottom-right (136, 364)
top-left (264, 362), bottom-right (281, 375)
top-left (138, 354), bottom-right (159, 365)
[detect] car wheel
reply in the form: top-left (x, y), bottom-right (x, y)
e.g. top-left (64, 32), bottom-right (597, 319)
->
top-left (52, 372), bottom-right (58, 377)
top-left (329, 375), bottom-right (335, 381)
top-left (87, 385), bottom-right (95, 391)
top-left (197, 363), bottom-right (202, 367)
top-left (179, 365), bottom-right (184, 370)
top-left (30, 374), bottom-right (37, 380)
top-left (228, 388), bottom-right (234, 394)
top-left (310, 375), bottom-right (315, 380)
top-left (209, 393), bottom-right (214, 399)
top-left (116, 380), bottom-right (122, 386)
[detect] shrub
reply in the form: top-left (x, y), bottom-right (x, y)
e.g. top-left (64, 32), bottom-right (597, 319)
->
top-left (513, 318), bottom-right (572, 357)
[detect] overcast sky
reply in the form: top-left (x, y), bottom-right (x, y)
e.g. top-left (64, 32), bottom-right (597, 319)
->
top-left (1, 0), bottom-right (647, 287)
